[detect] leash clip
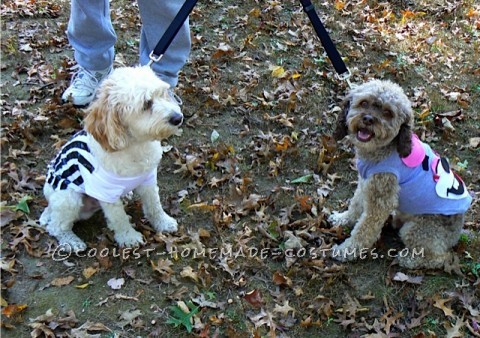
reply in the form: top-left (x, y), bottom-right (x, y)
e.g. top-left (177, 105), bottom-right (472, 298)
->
top-left (147, 51), bottom-right (164, 67)
top-left (336, 68), bottom-right (354, 88)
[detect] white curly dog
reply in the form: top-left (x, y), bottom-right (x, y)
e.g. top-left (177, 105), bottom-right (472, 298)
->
top-left (40, 66), bottom-right (183, 251)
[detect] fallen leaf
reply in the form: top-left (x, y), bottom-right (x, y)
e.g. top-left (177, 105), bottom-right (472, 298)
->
top-left (75, 283), bottom-right (90, 289)
top-left (392, 272), bottom-right (423, 284)
top-left (272, 271), bottom-right (293, 287)
top-left (2, 304), bottom-right (27, 318)
top-left (82, 266), bottom-right (98, 279)
top-left (180, 266), bottom-right (199, 282)
top-left (445, 316), bottom-right (465, 338)
top-left (271, 66), bottom-right (286, 78)
top-left (273, 300), bottom-right (295, 317)
top-left (151, 259), bottom-right (174, 283)
top-left (244, 289), bottom-right (264, 308)
top-left (70, 321), bottom-right (111, 336)
top-left (469, 137), bottom-right (480, 148)
top-left (118, 309), bottom-right (143, 329)
top-left (51, 276), bottom-right (74, 287)
top-left (433, 295), bottom-right (454, 317)
top-left (107, 277), bottom-right (125, 290)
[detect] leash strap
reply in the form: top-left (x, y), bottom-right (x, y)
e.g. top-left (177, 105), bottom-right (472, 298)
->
top-left (148, 0), bottom-right (198, 66)
top-left (299, 0), bottom-right (352, 86)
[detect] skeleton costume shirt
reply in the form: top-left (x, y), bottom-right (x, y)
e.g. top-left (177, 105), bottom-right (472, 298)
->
top-left (46, 130), bottom-right (157, 203)
top-left (356, 134), bottom-right (472, 215)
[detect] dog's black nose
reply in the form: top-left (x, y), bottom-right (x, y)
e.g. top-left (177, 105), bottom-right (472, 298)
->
top-left (169, 112), bottom-right (183, 126)
top-left (362, 114), bottom-right (374, 125)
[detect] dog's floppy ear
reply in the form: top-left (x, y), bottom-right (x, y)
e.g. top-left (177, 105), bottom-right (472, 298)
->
top-left (84, 81), bottom-right (128, 152)
top-left (333, 98), bottom-right (350, 141)
top-left (396, 123), bottom-right (412, 157)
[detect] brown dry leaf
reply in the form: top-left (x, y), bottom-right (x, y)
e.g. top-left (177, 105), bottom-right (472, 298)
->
top-left (295, 195), bottom-right (313, 213)
top-left (51, 275), bottom-right (74, 287)
top-left (1, 304), bottom-right (28, 318)
top-left (198, 228), bottom-right (211, 238)
top-left (248, 309), bottom-right (276, 335)
top-left (82, 266), bottom-right (98, 279)
top-left (444, 316), bottom-right (466, 338)
top-left (300, 316), bottom-right (323, 327)
top-left (433, 295), bottom-right (454, 317)
top-left (0, 209), bottom-right (20, 227)
top-left (381, 308), bottom-right (404, 335)
top-left (70, 320), bottom-right (111, 337)
top-left (151, 258), bottom-right (174, 283)
top-left (187, 202), bottom-right (217, 212)
top-left (272, 271), bottom-right (293, 287)
top-left (273, 300), bottom-right (295, 317)
top-left (240, 194), bottom-right (265, 213)
top-left (243, 289), bottom-right (264, 308)
top-left (118, 309), bottom-right (143, 329)
top-left (0, 257), bottom-right (17, 274)
top-left (94, 240), bottom-right (112, 269)
top-left (212, 43), bottom-right (234, 59)
top-left (180, 266), bottom-right (199, 282)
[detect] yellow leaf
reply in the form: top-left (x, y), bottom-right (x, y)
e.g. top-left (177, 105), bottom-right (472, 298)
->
top-left (2, 304), bottom-right (27, 318)
top-left (466, 8), bottom-right (479, 18)
top-left (271, 66), bottom-right (285, 78)
top-left (75, 283), bottom-right (90, 289)
top-left (82, 266), bottom-right (98, 279)
top-left (274, 136), bottom-right (292, 151)
top-left (1, 296), bottom-right (8, 307)
top-left (249, 8), bottom-right (261, 17)
top-left (334, 0), bottom-right (345, 11)
top-left (291, 72), bottom-right (301, 79)
top-left (418, 109), bottom-right (430, 120)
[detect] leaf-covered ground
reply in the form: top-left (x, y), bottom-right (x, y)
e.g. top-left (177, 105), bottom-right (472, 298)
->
top-left (1, 0), bottom-right (479, 337)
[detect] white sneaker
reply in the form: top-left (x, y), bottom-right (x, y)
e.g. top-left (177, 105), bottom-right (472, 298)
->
top-left (62, 65), bottom-right (112, 107)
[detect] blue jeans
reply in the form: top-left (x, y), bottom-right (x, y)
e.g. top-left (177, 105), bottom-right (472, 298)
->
top-left (67, 0), bottom-right (191, 87)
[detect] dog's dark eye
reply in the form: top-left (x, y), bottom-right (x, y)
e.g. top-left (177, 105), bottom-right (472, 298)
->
top-left (144, 99), bottom-right (153, 111)
top-left (360, 100), bottom-right (369, 108)
top-left (383, 109), bottom-right (394, 118)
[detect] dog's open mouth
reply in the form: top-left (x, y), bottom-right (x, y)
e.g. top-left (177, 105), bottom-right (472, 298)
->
top-left (356, 128), bottom-right (374, 142)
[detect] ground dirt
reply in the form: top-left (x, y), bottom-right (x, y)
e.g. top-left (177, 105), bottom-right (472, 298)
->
top-left (1, 0), bottom-right (479, 337)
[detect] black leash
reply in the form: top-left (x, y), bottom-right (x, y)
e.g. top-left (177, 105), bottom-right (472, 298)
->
top-left (298, 0), bottom-right (352, 87)
top-left (147, 0), bottom-right (198, 66)
top-left (149, 0), bottom-right (352, 87)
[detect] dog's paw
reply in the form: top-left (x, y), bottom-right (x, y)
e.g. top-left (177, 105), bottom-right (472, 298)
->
top-left (330, 242), bottom-right (357, 262)
top-left (114, 228), bottom-right (145, 247)
top-left (153, 214), bottom-right (178, 233)
top-left (328, 211), bottom-right (352, 228)
top-left (57, 231), bottom-right (87, 252)
top-left (39, 209), bottom-right (50, 227)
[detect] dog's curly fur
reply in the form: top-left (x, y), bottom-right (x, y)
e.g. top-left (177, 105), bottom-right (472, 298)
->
top-left (40, 66), bottom-right (183, 251)
top-left (329, 79), bottom-right (467, 270)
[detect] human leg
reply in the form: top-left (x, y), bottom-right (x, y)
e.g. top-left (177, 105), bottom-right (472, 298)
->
top-left (62, 0), bottom-right (116, 106)
top-left (137, 0), bottom-right (191, 88)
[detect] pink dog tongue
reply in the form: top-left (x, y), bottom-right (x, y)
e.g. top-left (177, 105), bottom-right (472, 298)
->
top-left (357, 129), bottom-right (373, 142)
